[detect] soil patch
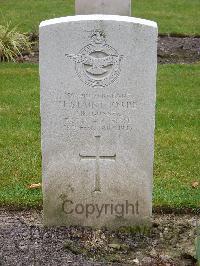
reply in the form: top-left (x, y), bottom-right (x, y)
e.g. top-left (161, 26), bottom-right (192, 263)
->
top-left (18, 34), bottom-right (200, 64)
top-left (157, 36), bottom-right (200, 64)
top-left (0, 209), bottom-right (199, 265)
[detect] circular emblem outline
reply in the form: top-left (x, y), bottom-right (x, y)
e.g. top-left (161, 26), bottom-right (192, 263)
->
top-left (66, 30), bottom-right (123, 88)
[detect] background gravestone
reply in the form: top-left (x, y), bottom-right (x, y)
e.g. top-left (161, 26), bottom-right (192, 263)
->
top-left (76, 0), bottom-right (131, 16)
top-left (40, 13), bottom-right (157, 227)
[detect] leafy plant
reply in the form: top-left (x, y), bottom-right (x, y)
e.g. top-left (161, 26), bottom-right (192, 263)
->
top-left (0, 22), bottom-right (31, 62)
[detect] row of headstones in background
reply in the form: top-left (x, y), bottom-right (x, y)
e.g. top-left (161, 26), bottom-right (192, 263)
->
top-left (39, 0), bottom-right (158, 228)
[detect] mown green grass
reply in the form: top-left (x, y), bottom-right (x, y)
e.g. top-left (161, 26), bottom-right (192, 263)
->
top-left (0, 0), bottom-right (74, 33)
top-left (0, 64), bottom-right (41, 207)
top-left (154, 64), bottom-right (200, 209)
top-left (0, 63), bottom-right (199, 209)
top-left (134, 0), bottom-right (200, 35)
top-left (0, 0), bottom-right (199, 34)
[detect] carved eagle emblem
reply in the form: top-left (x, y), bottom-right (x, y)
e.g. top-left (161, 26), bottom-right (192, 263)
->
top-left (66, 53), bottom-right (121, 75)
top-left (65, 30), bottom-right (123, 88)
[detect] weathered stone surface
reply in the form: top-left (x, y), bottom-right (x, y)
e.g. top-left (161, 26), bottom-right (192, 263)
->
top-left (39, 15), bottom-right (157, 228)
top-left (75, 0), bottom-right (131, 16)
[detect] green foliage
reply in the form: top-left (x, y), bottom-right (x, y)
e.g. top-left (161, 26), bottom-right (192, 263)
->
top-left (0, 63), bottom-right (41, 207)
top-left (0, 0), bottom-right (75, 33)
top-left (0, 22), bottom-right (31, 62)
top-left (134, 0), bottom-right (200, 35)
top-left (154, 64), bottom-right (200, 209)
top-left (0, 63), bottom-right (199, 208)
top-left (0, 0), bottom-right (200, 34)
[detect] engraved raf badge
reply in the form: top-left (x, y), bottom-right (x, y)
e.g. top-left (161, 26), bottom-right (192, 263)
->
top-left (66, 30), bottom-right (123, 88)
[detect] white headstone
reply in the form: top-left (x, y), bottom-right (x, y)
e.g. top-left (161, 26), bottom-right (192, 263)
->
top-left (40, 15), bottom-right (157, 228)
top-left (76, 0), bottom-right (131, 16)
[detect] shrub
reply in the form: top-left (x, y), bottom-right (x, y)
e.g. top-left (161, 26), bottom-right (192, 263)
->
top-left (0, 22), bottom-right (31, 62)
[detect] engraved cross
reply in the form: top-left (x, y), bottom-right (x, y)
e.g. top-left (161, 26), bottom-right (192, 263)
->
top-left (79, 136), bottom-right (116, 192)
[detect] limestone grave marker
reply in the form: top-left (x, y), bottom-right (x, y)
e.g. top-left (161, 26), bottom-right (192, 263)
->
top-left (40, 6), bottom-right (157, 228)
top-left (76, 0), bottom-right (131, 16)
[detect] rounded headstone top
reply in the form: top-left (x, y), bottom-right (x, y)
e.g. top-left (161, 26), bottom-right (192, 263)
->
top-left (39, 15), bottom-right (157, 29)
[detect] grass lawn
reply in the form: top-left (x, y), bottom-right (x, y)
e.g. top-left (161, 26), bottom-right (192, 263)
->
top-left (0, 0), bottom-right (200, 35)
top-left (0, 64), bottom-right (41, 207)
top-left (0, 63), bottom-right (199, 209)
top-left (134, 0), bottom-right (200, 35)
